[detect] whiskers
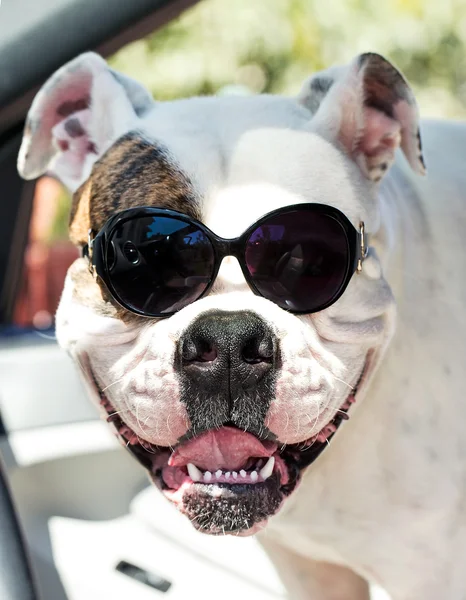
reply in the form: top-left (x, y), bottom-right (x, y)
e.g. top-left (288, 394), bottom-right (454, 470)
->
top-left (331, 375), bottom-right (355, 391)
top-left (101, 377), bottom-right (126, 392)
top-left (106, 407), bottom-right (130, 421)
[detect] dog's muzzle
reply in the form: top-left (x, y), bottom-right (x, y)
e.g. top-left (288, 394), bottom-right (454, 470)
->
top-left (97, 310), bottom-right (369, 535)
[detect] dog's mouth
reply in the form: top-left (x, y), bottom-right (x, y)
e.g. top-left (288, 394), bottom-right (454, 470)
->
top-left (152, 426), bottom-right (290, 536)
top-left (97, 355), bottom-right (369, 536)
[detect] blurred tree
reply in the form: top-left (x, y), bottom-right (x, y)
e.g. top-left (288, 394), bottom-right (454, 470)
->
top-left (110, 0), bottom-right (466, 118)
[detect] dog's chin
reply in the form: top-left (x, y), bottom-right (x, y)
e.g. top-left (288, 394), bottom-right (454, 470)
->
top-left (157, 471), bottom-right (288, 537)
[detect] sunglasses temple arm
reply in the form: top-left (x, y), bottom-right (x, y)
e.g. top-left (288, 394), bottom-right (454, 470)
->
top-left (82, 228), bottom-right (99, 279)
top-left (357, 221), bottom-right (369, 273)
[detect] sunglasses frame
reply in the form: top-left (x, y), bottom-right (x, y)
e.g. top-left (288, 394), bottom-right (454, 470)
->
top-left (84, 203), bottom-right (368, 318)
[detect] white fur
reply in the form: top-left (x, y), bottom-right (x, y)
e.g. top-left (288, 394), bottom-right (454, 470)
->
top-left (23, 54), bottom-right (466, 600)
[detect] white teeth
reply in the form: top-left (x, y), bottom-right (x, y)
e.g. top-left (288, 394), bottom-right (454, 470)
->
top-left (187, 463), bottom-right (202, 482)
top-left (188, 460), bottom-right (274, 484)
top-left (259, 457), bottom-right (275, 481)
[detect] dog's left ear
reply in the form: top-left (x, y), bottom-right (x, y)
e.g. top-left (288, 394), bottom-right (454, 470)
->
top-left (299, 53), bottom-right (426, 182)
top-left (18, 52), bottom-right (154, 191)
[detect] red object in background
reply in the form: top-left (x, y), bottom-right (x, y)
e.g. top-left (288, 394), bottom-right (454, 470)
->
top-left (14, 177), bottom-right (79, 329)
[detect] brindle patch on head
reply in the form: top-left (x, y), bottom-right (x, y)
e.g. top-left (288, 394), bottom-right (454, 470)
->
top-left (70, 132), bottom-right (200, 246)
top-left (69, 132), bottom-right (199, 322)
top-left (69, 178), bottom-right (92, 245)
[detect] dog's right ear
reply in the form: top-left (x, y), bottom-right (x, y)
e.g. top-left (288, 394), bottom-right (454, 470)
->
top-left (18, 53), bottom-right (154, 191)
top-left (298, 54), bottom-right (426, 182)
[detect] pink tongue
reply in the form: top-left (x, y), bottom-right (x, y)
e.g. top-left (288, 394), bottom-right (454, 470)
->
top-left (168, 426), bottom-right (277, 471)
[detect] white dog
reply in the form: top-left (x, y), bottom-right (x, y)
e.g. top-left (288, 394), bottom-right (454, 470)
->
top-left (17, 51), bottom-right (466, 600)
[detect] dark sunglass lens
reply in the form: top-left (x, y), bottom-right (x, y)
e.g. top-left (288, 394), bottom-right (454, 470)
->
top-left (245, 210), bottom-right (350, 312)
top-left (107, 216), bottom-right (215, 315)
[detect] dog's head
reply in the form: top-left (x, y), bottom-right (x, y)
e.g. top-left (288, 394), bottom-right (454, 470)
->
top-left (18, 52), bottom-right (424, 535)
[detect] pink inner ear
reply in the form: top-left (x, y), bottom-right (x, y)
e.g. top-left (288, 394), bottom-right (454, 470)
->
top-left (51, 108), bottom-right (96, 181)
top-left (38, 73), bottom-right (92, 145)
top-left (359, 106), bottom-right (401, 158)
top-left (19, 69), bottom-right (96, 181)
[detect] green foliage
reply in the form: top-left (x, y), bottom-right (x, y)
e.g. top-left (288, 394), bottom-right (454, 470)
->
top-left (47, 186), bottom-right (72, 243)
top-left (109, 0), bottom-right (466, 117)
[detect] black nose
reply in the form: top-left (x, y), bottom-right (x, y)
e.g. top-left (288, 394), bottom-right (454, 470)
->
top-left (180, 310), bottom-right (276, 389)
top-left (177, 310), bottom-right (278, 435)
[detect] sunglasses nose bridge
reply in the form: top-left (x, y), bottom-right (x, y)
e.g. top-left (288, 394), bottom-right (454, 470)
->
top-left (214, 237), bottom-right (244, 263)
top-left (214, 239), bottom-right (249, 288)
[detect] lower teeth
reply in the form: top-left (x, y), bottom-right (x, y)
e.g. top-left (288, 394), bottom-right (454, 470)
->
top-left (186, 456), bottom-right (275, 483)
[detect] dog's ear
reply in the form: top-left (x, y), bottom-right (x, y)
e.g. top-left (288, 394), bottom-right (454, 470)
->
top-left (18, 52), bottom-right (154, 191)
top-left (299, 53), bottom-right (426, 182)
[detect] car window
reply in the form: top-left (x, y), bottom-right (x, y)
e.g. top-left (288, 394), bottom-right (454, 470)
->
top-left (13, 178), bottom-right (77, 332)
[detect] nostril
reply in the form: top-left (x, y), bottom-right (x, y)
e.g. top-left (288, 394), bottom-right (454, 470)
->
top-left (241, 336), bottom-right (274, 365)
top-left (197, 341), bottom-right (217, 362)
top-left (182, 338), bottom-right (218, 363)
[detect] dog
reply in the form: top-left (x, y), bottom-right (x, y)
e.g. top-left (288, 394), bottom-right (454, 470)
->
top-left (17, 51), bottom-right (466, 600)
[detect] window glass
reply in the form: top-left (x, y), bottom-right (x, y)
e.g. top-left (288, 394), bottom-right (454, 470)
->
top-left (13, 178), bottom-right (78, 331)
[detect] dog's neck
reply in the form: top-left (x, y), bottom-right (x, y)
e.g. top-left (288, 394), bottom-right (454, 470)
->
top-left (377, 157), bottom-right (460, 338)
top-left (369, 154), bottom-right (464, 420)
top-left (376, 163), bottom-right (433, 320)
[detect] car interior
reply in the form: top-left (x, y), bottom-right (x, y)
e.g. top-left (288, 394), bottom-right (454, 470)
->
top-left (0, 1), bottom-right (287, 598)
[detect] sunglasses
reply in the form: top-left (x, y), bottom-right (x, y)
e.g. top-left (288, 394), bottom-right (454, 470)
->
top-left (84, 204), bottom-right (368, 318)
